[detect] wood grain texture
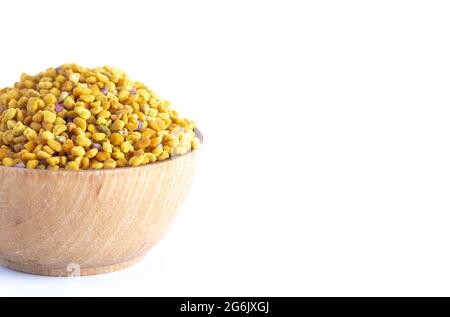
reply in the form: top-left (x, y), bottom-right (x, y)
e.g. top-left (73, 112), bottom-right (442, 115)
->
top-left (0, 130), bottom-right (202, 276)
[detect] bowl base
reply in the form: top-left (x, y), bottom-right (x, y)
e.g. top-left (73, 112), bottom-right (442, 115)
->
top-left (0, 255), bottom-right (145, 277)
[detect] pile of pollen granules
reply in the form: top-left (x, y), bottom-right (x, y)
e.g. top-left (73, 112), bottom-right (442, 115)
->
top-left (0, 64), bottom-right (200, 170)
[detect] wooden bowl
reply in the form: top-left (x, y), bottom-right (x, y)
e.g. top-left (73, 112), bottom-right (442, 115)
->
top-left (0, 130), bottom-right (202, 276)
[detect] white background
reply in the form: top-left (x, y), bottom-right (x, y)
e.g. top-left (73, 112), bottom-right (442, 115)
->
top-left (1, 0), bottom-right (450, 296)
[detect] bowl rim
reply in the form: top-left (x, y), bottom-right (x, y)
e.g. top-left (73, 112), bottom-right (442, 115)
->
top-left (0, 128), bottom-right (203, 174)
